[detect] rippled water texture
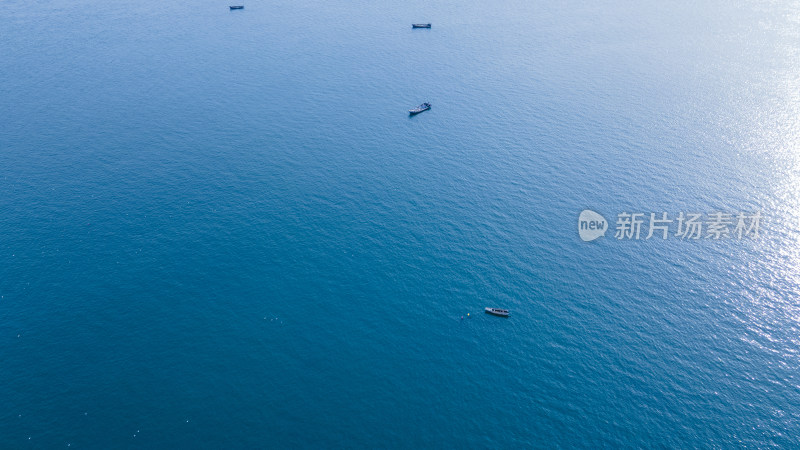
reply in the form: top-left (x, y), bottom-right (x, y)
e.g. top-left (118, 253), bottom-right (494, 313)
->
top-left (2, 0), bottom-right (800, 447)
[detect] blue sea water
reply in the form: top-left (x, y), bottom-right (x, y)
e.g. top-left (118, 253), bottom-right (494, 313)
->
top-left (2, 0), bottom-right (800, 447)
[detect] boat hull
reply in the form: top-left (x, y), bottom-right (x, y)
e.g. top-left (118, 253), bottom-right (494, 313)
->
top-left (409, 103), bottom-right (431, 115)
top-left (485, 308), bottom-right (509, 317)
top-left (412, 24), bottom-right (432, 28)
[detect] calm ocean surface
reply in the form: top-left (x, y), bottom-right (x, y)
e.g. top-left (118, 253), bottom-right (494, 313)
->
top-left (2, 0), bottom-right (800, 447)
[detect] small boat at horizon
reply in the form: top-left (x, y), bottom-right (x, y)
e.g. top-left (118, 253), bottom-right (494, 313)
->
top-left (229, 5), bottom-right (244, 9)
top-left (485, 308), bottom-right (509, 317)
top-left (409, 102), bottom-right (431, 115)
top-left (412, 23), bottom-right (432, 28)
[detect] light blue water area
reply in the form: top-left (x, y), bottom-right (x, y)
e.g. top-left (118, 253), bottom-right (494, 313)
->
top-left (2, 0), bottom-right (800, 447)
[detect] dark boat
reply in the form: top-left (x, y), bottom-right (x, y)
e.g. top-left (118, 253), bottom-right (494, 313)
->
top-left (409, 102), bottom-right (431, 115)
top-left (412, 23), bottom-right (432, 28)
top-left (485, 307), bottom-right (509, 317)
top-left (229, 5), bottom-right (244, 9)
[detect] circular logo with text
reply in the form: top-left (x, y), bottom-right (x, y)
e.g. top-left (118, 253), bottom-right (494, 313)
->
top-left (578, 210), bottom-right (607, 242)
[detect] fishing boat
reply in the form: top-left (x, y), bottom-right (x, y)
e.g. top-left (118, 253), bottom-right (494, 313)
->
top-left (485, 308), bottom-right (509, 317)
top-left (412, 23), bottom-right (432, 28)
top-left (229, 5), bottom-right (244, 9)
top-left (409, 102), bottom-right (431, 115)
